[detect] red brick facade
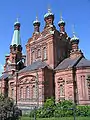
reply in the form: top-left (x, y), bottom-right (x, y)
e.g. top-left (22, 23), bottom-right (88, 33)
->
top-left (0, 10), bottom-right (90, 111)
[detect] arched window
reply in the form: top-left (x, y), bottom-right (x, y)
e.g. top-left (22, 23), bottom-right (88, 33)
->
top-left (37, 49), bottom-right (41, 58)
top-left (81, 75), bottom-right (86, 98)
top-left (87, 75), bottom-right (90, 100)
top-left (20, 87), bottom-right (23, 99)
top-left (32, 85), bottom-right (36, 99)
top-left (26, 86), bottom-right (30, 98)
top-left (11, 88), bottom-right (14, 98)
top-left (43, 47), bottom-right (47, 60)
top-left (60, 85), bottom-right (63, 96)
top-left (32, 51), bottom-right (35, 62)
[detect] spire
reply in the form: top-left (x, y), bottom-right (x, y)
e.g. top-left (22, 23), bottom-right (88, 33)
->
top-left (11, 18), bottom-right (21, 46)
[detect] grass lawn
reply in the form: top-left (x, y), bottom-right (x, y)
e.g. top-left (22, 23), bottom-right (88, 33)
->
top-left (21, 116), bottom-right (90, 120)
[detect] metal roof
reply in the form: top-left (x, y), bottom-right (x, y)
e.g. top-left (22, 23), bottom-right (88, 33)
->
top-left (11, 20), bottom-right (21, 46)
top-left (0, 73), bottom-right (9, 80)
top-left (55, 56), bottom-right (81, 70)
top-left (76, 58), bottom-right (90, 67)
top-left (19, 60), bottom-right (52, 73)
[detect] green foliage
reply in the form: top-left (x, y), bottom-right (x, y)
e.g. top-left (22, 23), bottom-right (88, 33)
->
top-left (0, 94), bottom-right (14, 119)
top-left (21, 116), bottom-right (90, 120)
top-left (36, 98), bottom-right (90, 118)
top-left (37, 98), bottom-right (55, 118)
top-left (54, 100), bottom-right (74, 117)
top-left (0, 94), bottom-right (22, 120)
top-left (76, 105), bottom-right (90, 116)
top-left (28, 98), bottom-right (90, 118)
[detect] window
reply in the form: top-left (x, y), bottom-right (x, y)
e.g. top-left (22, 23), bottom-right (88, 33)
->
top-left (37, 49), bottom-right (41, 58)
top-left (12, 57), bottom-right (14, 63)
top-left (81, 75), bottom-right (86, 98)
top-left (20, 87), bottom-right (23, 99)
top-left (32, 85), bottom-right (36, 99)
top-left (43, 47), bottom-right (47, 60)
top-left (60, 85), bottom-right (63, 96)
top-left (87, 75), bottom-right (90, 100)
top-left (11, 88), bottom-right (14, 98)
top-left (27, 51), bottom-right (30, 65)
top-left (32, 51), bottom-right (35, 62)
top-left (26, 86), bottom-right (30, 98)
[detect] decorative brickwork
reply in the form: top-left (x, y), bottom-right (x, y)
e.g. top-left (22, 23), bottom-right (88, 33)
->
top-left (0, 10), bottom-right (90, 111)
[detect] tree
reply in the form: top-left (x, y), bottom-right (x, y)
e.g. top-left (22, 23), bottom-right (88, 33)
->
top-left (0, 94), bottom-right (14, 120)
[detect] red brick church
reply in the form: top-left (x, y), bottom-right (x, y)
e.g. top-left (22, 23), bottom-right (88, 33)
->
top-left (0, 9), bottom-right (90, 110)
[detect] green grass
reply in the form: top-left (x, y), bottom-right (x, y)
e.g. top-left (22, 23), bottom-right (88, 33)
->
top-left (21, 117), bottom-right (90, 120)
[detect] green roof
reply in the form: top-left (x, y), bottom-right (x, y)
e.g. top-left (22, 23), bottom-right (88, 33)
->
top-left (44, 12), bottom-right (54, 18)
top-left (71, 34), bottom-right (79, 41)
top-left (58, 19), bottom-right (65, 25)
top-left (11, 29), bottom-right (21, 46)
top-left (14, 21), bottom-right (20, 26)
top-left (44, 8), bottom-right (54, 19)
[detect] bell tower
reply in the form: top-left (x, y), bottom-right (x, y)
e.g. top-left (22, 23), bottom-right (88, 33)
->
top-left (4, 19), bottom-right (25, 74)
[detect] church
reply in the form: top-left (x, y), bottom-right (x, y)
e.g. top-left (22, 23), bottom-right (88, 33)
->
top-left (0, 9), bottom-right (90, 111)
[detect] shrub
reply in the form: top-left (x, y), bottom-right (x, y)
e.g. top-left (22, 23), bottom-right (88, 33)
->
top-left (76, 105), bottom-right (90, 117)
top-left (26, 98), bottom-right (90, 118)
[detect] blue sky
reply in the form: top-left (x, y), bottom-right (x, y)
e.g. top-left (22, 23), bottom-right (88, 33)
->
top-left (0, 0), bottom-right (90, 74)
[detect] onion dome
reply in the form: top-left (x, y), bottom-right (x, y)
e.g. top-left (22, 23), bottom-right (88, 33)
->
top-left (71, 30), bottom-right (79, 44)
top-left (58, 14), bottom-right (65, 27)
top-left (33, 16), bottom-right (40, 33)
top-left (33, 16), bottom-right (40, 27)
top-left (14, 20), bottom-right (20, 26)
top-left (11, 18), bottom-right (21, 46)
top-left (44, 8), bottom-right (54, 20)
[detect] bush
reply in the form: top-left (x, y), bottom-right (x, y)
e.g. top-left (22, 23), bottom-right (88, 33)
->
top-left (54, 100), bottom-right (74, 117)
top-left (76, 105), bottom-right (90, 117)
top-left (26, 98), bottom-right (90, 118)
top-left (37, 98), bottom-right (55, 118)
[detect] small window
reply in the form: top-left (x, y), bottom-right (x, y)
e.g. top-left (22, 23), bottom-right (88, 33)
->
top-left (43, 47), bottom-right (47, 60)
top-left (11, 88), bottom-right (14, 98)
top-left (26, 86), bottom-right (30, 98)
top-left (60, 85), bottom-right (63, 96)
top-left (87, 75), bottom-right (90, 100)
top-left (12, 57), bottom-right (14, 62)
top-left (37, 49), bottom-right (41, 58)
top-left (32, 51), bottom-right (35, 62)
top-left (20, 87), bottom-right (23, 99)
top-left (32, 85), bottom-right (36, 99)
